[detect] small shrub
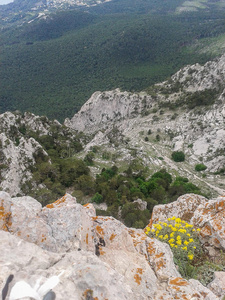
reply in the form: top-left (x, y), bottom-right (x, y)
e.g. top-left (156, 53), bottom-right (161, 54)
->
top-left (195, 164), bottom-right (207, 172)
top-left (171, 151), bottom-right (185, 162)
top-left (145, 217), bottom-right (202, 279)
top-left (91, 192), bottom-right (103, 204)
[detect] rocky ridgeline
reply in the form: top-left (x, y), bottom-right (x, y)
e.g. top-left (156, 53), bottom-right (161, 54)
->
top-left (65, 55), bottom-right (225, 189)
top-left (0, 112), bottom-right (50, 196)
top-left (0, 192), bottom-right (225, 299)
top-left (0, 111), bottom-right (77, 197)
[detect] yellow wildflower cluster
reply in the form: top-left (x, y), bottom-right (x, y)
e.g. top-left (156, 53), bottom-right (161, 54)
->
top-left (145, 217), bottom-right (201, 261)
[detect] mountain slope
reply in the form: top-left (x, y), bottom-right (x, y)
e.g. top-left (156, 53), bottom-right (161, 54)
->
top-left (65, 54), bottom-right (225, 195)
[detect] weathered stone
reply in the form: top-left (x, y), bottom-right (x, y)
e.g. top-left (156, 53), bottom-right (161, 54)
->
top-left (0, 192), bottom-right (222, 299)
top-left (149, 193), bottom-right (208, 226)
top-left (207, 271), bottom-right (225, 298)
top-left (191, 195), bottom-right (225, 250)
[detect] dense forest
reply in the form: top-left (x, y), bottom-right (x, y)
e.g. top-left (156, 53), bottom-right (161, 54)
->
top-left (0, 5), bottom-right (225, 121)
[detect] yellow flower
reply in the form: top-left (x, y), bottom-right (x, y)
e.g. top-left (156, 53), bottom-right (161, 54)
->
top-left (187, 233), bottom-right (191, 237)
top-left (151, 229), bottom-right (156, 232)
top-left (188, 254), bottom-right (194, 260)
top-left (193, 246), bottom-right (196, 249)
top-left (168, 239), bottom-right (175, 244)
top-left (175, 218), bottom-right (181, 223)
top-left (158, 235), bottom-right (163, 239)
top-left (197, 228), bottom-right (201, 232)
top-left (176, 240), bottom-right (182, 245)
top-left (170, 232), bottom-right (174, 237)
top-left (171, 216), bottom-right (176, 220)
top-left (184, 240), bottom-right (189, 245)
top-left (163, 223), bottom-right (168, 227)
top-left (192, 229), bottom-right (196, 232)
top-left (189, 239), bottom-right (194, 243)
top-left (170, 244), bottom-right (175, 247)
top-left (163, 234), bottom-right (169, 240)
top-left (177, 235), bottom-right (181, 240)
top-left (168, 218), bottom-right (171, 221)
top-left (182, 246), bottom-right (187, 251)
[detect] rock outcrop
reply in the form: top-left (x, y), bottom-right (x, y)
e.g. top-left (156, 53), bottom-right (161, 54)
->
top-left (65, 55), bottom-right (225, 193)
top-left (0, 192), bottom-right (224, 299)
top-left (149, 193), bottom-right (225, 251)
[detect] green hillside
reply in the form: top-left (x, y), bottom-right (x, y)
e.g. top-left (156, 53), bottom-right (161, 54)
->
top-left (0, 8), bottom-right (224, 121)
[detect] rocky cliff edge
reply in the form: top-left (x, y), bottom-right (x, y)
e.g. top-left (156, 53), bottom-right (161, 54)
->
top-left (1, 192), bottom-right (225, 299)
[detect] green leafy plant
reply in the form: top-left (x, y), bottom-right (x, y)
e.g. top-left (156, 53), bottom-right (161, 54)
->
top-left (171, 151), bottom-right (185, 162)
top-left (195, 164), bottom-right (207, 172)
top-left (145, 217), bottom-right (202, 279)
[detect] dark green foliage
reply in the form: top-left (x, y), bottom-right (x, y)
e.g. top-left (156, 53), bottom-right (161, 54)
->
top-left (84, 152), bottom-right (95, 165)
top-left (91, 192), bottom-right (103, 204)
top-left (172, 151), bottom-right (185, 162)
top-left (195, 164), bottom-right (207, 172)
top-left (1, 9), bottom-right (224, 120)
top-left (186, 89), bottom-right (218, 109)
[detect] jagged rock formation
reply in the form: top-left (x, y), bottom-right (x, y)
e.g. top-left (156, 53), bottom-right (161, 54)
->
top-left (65, 54), bottom-right (225, 195)
top-left (149, 193), bottom-right (225, 251)
top-left (0, 111), bottom-right (80, 197)
top-left (1, 192), bottom-right (224, 299)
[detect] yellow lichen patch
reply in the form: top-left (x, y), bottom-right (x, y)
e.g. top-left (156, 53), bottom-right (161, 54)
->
top-left (109, 233), bottom-right (116, 242)
top-left (169, 277), bottom-right (188, 286)
top-left (96, 225), bottom-right (104, 236)
top-left (134, 273), bottom-right (142, 285)
top-left (83, 203), bottom-right (91, 208)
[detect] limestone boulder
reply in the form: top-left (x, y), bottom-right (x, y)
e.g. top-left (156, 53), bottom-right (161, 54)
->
top-left (191, 195), bottom-right (225, 250)
top-left (0, 192), bottom-right (222, 299)
top-left (207, 271), bottom-right (225, 298)
top-left (149, 193), bottom-right (208, 226)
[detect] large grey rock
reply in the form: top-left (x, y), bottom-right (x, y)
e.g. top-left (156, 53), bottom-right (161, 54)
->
top-left (0, 192), bottom-right (220, 299)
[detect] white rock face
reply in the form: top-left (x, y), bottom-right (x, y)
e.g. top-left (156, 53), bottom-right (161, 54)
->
top-left (65, 54), bottom-right (225, 193)
top-left (0, 192), bottom-right (220, 299)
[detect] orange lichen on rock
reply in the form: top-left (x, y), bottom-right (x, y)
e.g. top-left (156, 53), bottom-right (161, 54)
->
top-left (41, 234), bottom-right (46, 243)
top-left (96, 225), bottom-right (104, 236)
top-left (99, 246), bottom-right (105, 255)
top-left (0, 200), bottom-right (12, 231)
top-left (169, 277), bottom-right (188, 286)
top-left (109, 233), bottom-right (116, 242)
top-left (212, 219), bottom-right (222, 230)
top-left (155, 252), bottom-right (164, 259)
top-left (201, 224), bottom-right (212, 236)
top-left (156, 259), bottom-right (165, 271)
top-left (46, 194), bottom-right (67, 209)
top-left (147, 241), bottom-right (156, 255)
top-left (137, 268), bottom-right (143, 275)
top-left (215, 199), bottom-right (225, 210)
top-left (134, 273), bottom-right (142, 285)
top-left (86, 233), bottom-right (89, 244)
